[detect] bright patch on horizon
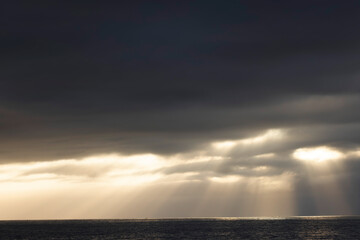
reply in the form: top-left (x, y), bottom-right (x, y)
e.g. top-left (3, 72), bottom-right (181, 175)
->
top-left (292, 146), bottom-right (345, 163)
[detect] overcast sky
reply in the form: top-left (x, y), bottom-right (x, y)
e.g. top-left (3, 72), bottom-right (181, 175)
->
top-left (1, 1), bottom-right (360, 219)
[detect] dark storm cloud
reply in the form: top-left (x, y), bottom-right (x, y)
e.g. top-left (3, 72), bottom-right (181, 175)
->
top-left (1, 1), bottom-right (360, 162)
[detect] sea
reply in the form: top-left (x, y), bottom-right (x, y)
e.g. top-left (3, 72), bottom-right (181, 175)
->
top-left (0, 216), bottom-right (359, 239)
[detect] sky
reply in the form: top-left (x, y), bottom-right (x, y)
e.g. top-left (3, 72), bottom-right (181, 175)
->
top-left (1, 1), bottom-right (360, 219)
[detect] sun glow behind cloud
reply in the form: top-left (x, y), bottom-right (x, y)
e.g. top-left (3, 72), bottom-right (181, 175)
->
top-left (292, 146), bottom-right (345, 163)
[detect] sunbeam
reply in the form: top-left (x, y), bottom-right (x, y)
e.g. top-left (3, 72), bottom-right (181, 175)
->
top-left (292, 146), bottom-right (352, 215)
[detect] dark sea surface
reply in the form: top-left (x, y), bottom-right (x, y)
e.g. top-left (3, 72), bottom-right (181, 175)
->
top-left (0, 216), bottom-right (359, 240)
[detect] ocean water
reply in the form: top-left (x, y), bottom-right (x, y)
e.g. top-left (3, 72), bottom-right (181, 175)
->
top-left (0, 216), bottom-right (359, 239)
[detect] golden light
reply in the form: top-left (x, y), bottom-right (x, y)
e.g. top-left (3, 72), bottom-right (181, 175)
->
top-left (253, 153), bottom-right (276, 159)
top-left (347, 149), bottom-right (360, 158)
top-left (292, 146), bottom-right (345, 163)
top-left (5, 134), bottom-right (356, 219)
top-left (209, 175), bottom-right (241, 183)
top-left (239, 129), bottom-right (283, 145)
top-left (211, 129), bottom-right (284, 151)
top-left (212, 140), bottom-right (237, 150)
